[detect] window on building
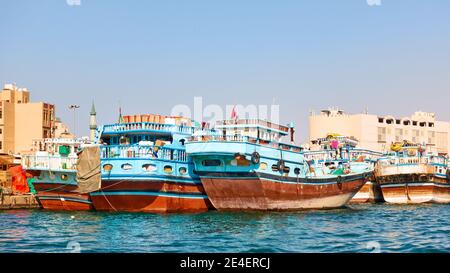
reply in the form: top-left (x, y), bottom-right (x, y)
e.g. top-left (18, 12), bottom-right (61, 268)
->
top-left (0, 110), bottom-right (2, 119)
top-left (0, 128), bottom-right (2, 134)
top-left (378, 118), bottom-right (384, 123)
top-left (396, 120), bottom-right (401, 125)
top-left (413, 121), bottom-right (418, 126)
top-left (429, 123), bottom-right (435, 128)
top-left (0, 141), bottom-right (3, 150)
top-left (378, 127), bottom-right (386, 143)
top-left (403, 120), bottom-right (410, 126)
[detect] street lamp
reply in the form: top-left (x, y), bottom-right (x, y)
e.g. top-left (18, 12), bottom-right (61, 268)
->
top-left (69, 104), bottom-right (80, 138)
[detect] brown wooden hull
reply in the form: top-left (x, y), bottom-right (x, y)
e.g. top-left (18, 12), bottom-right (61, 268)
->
top-left (199, 172), bottom-right (368, 211)
top-left (33, 183), bottom-right (93, 211)
top-left (378, 175), bottom-right (450, 204)
top-left (90, 179), bottom-right (213, 213)
top-left (350, 181), bottom-right (384, 203)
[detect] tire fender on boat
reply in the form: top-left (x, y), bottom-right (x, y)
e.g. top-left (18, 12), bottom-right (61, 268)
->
top-left (337, 175), bottom-right (343, 190)
top-left (277, 160), bottom-right (285, 172)
top-left (251, 152), bottom-right (261, 165)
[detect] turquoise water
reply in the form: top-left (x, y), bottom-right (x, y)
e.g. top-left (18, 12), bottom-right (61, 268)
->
top-left (0, 204), bottom-right (449, 253)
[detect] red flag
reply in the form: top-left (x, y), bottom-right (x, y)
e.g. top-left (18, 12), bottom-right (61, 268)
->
top-left (231, 106), bottom-right (238, 120)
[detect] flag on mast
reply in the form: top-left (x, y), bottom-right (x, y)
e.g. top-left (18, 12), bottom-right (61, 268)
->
top-left (231, 105), bottom-right (238, 120)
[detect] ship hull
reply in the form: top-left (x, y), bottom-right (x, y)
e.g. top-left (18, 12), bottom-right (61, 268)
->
top-left (32, 183), bottom-right (93, 211)
top-left (30, 170), bottom-right (93, 211)
top-left (380, 181), bottom-right (450, 204)
top-left (198, 172), bottom-right (368, 211)
top-left (350, 181), bottom-right (384, 203)
top-left (90, 179), bottom-right (213, 213)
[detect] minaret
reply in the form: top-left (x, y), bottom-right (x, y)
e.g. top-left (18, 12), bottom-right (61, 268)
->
top-left (90, 101), bottom-right (97, 142)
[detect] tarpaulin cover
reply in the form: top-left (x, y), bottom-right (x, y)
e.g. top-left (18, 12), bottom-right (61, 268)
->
top-left (10, 165), bottom-right (30, 194)
top-left (75, 145), bottom-right (101, 194)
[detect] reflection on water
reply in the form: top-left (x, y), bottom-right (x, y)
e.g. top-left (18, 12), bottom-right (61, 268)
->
top-left (0, 204), bottom-right (449, 253)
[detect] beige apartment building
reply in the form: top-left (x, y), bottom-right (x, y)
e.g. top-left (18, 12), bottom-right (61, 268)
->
top-left (0, 84), bottom-right (59, 154)
top-left (309, 108), bottom-right (450, 155)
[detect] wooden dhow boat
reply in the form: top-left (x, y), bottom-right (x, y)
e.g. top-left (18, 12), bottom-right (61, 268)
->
top-left (375, 141), bottom-right (450, 204)
top-left (307, 134), bottom-right (384, 204)
top-left (186, 119), bottom-right (374, 211)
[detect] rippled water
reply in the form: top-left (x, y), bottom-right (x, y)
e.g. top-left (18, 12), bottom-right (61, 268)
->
top-left (0, 204), bottom-right (449, 253)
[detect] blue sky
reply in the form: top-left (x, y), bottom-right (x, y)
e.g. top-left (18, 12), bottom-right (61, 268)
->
top-left (1, 0), bottom-right (449, 142)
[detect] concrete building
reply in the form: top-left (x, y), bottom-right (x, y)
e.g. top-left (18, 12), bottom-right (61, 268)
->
top-left (0, 83), bottom-right (71, 154)
top-left (309, 107), bottom-right (450, 155)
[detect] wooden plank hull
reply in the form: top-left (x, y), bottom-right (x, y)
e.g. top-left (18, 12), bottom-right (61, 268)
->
top-left (33, 183), bottom-right (93, 211)
top-left (90, 179), bottom-right (213, 213)
top-left (350, 181), bottom-right (384, 203)
top-left (199, 172), bottom-right (368, 211)
top-left (380, 181), bottom-right (450, 204)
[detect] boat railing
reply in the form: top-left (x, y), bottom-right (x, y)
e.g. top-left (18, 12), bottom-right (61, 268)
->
top-left (303, 149), bottom-right (384, 162)
top-left (216, 119), bottom-right (290, 132)
top-left (189, 135), bottom-right (304, 153)
top-left (102, 122), bottom-right (195, 135)
top-left (21, 155), bottom-right (78, 171)
top-left (101, 144), bottom-right (188, 162)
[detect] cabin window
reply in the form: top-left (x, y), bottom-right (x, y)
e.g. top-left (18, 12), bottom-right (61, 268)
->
top-left (202, 160), bottom-right (222, 167)
top-left (294, 168), bottom-right (301, 175)
top-left (164, 165), bottom-right (173, 173)
top-left (103, 164), bottom-right (113, 172)
top-left (61, 174), bottom-right (69, 181)
top-left (259, 162), bottom-right (268, 170)
top-left (142, 164), bottom-right (157, 172)
top-left (272, 164), bottom-right (279, 172)
top-left (121, 163), bottom-right (133, 171)
top-left (283, 166), bottom-right (290, 174)
top-left (179, 167), bottom-right (187, 175)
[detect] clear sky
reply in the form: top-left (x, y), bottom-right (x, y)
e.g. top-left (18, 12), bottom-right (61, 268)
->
top-left (1, 0), bottom-right (449, 142)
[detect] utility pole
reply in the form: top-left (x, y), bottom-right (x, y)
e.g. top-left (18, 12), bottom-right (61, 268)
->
top-left (69, 104), bottom-right (80, 138)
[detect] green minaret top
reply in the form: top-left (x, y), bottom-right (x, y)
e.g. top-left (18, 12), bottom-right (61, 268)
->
top-left (90, 101), bottom-right (96, 115)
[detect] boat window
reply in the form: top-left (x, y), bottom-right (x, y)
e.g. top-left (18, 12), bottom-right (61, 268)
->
top-left (202, 160), bottom-right (222, 167)
top-left (179, 167), bottom-right (187, 175)
top-left (272, 164), bottom-right (279, 172)
top-left (61, 174), bottom-right (69, 181)
top-left (142, 164), bottom-right (157, 172)
top-left (164, 165), bottom-right (173, 173)
top-left (283, 166), bottom-right (290, 174)
top-left (259, 162), bottom-right (268, 170)
top-left (121, 164), bottom-right (133, 171)
top-left (103, 164), bottom-right (113, 172)
top-left (294, 168), bottom-right (301, 175)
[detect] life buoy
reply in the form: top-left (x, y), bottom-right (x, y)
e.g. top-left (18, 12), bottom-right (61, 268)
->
top-left (277, 160), bottom-right (285, 172)
top-left (251, 152), bottom-right (260, 165)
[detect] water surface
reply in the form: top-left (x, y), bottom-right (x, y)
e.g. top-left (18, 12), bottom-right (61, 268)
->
top-left (0, 204), bottom-right (449, 253)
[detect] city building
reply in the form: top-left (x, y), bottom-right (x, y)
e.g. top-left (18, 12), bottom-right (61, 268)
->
top-left (309, 107), bottom-right (450, 155)
top-left (0, 83), bottom-right (71, 154)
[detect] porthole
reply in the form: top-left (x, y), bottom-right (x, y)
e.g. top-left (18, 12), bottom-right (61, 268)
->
top-left (179, 167), bottom-right (187, 175)
top-left (294, 168), bottom-right (301, 175)
top-left (103, 164), bottom-right (113, 172)
top-left (259, 162), bottom-right (268, 170)
top-left (61, 174), bottom-right (69, 181)
top-left (164, 165), bottom-right (173, 173)
top-left (142, 164), bottom-right (157, 172)
top-left (121, 164), bottom-right (133, 171)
